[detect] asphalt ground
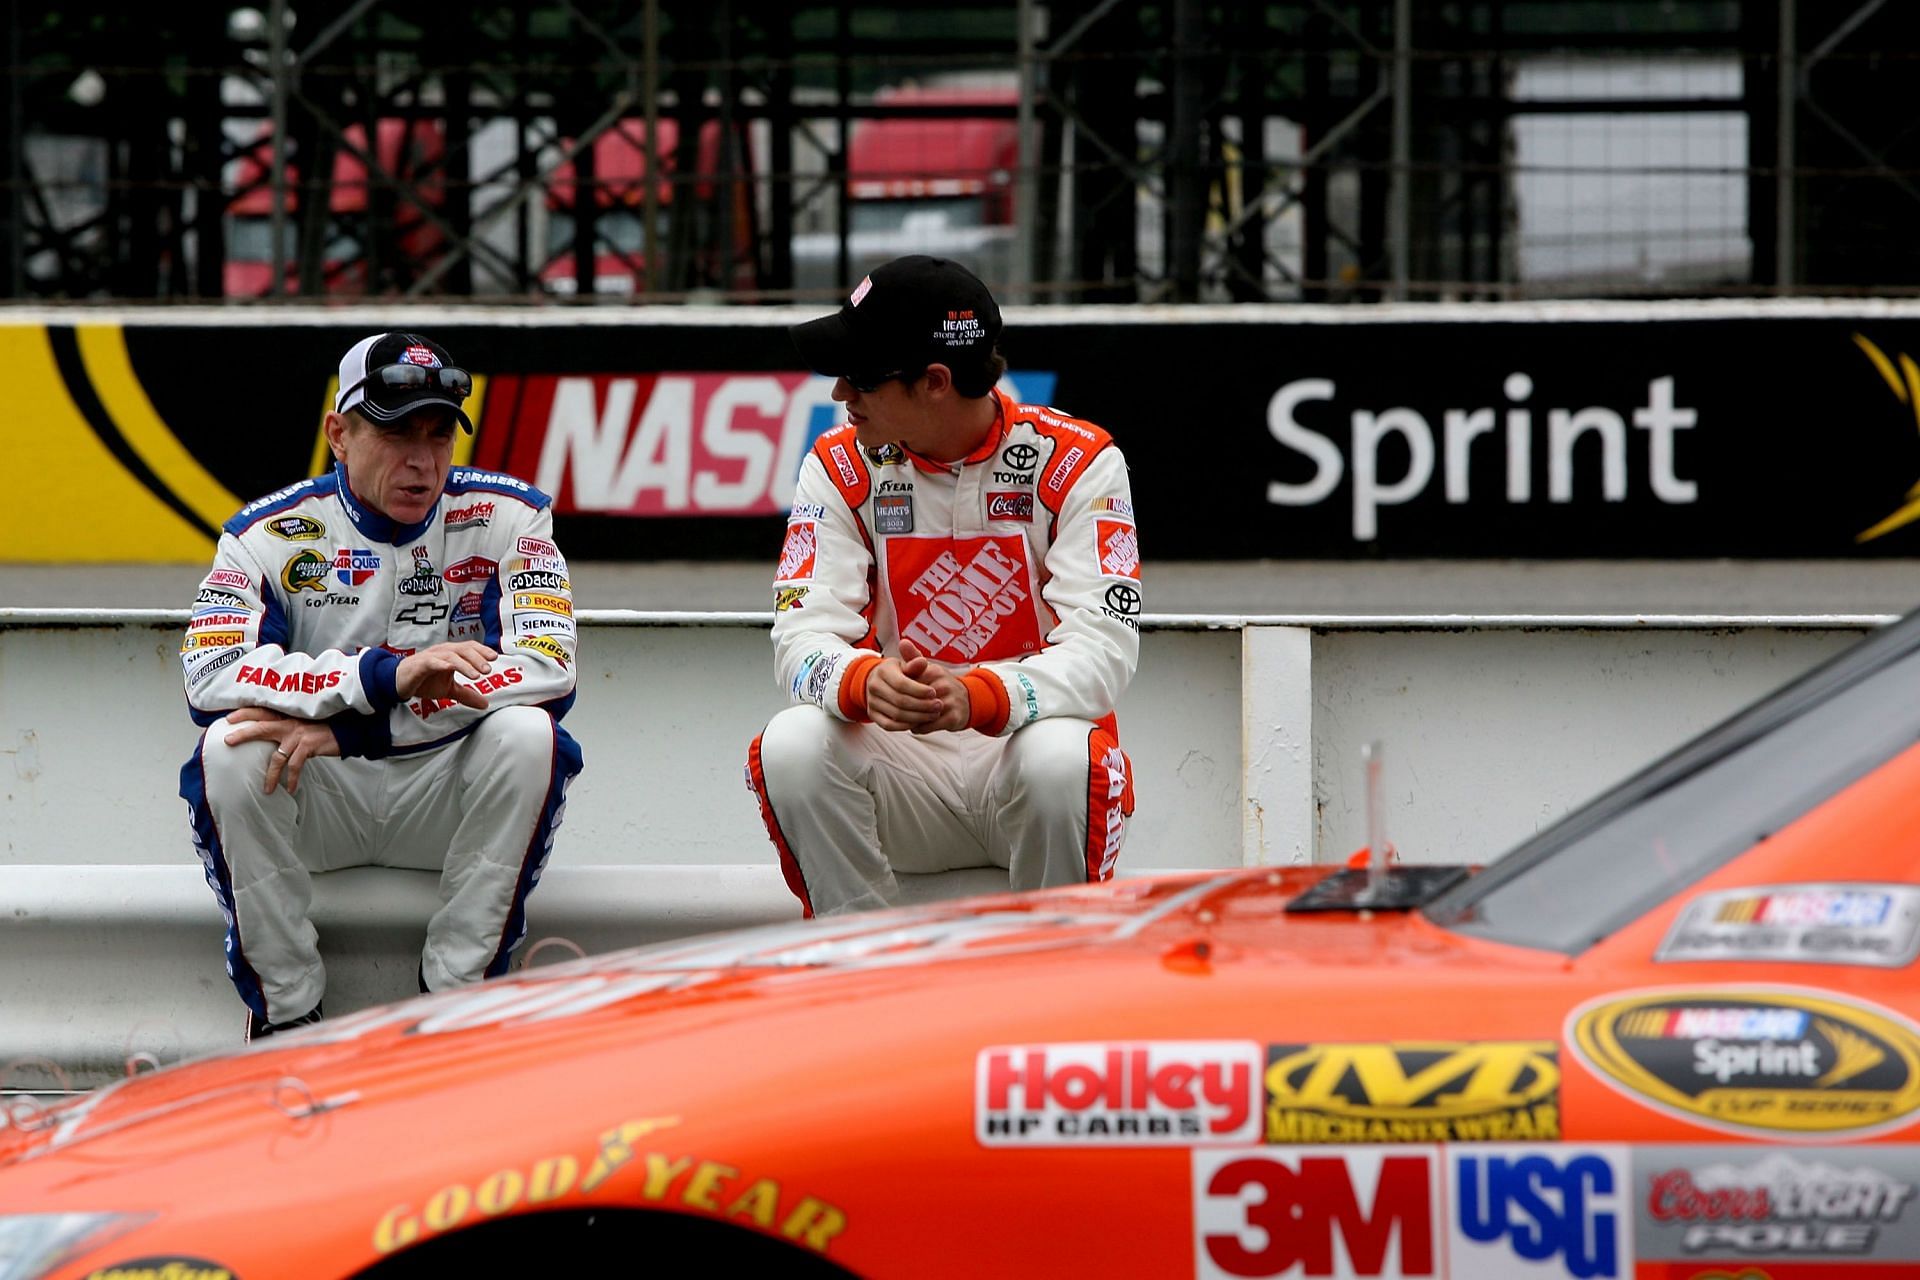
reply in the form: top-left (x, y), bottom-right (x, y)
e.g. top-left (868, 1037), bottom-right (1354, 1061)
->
top-left (7, 559), bottom-right (1920, 615)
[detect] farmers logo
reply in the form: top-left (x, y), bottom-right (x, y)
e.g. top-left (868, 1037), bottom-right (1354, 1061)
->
top-left (280, 551), bottom-right (329, 593)
top-left (887, 536), bottom-right (1040, 663)
top-left (264, 514), bottom-right (325, 541)
top-left (977, 1042), bottom-right (1261, 1146)
top-left (335, 548), bottom-right (381, 587)
top-left (1570, 989), bottom-right (1920, 1138)
top-left (987, 492), bottom-right (1033, 522)
top-left (777, 521), bottom-right (818, 582)
top-left (443, 556), bottom-right (498, 584)
top-left (1265, 1041), bottom-right (1560, 1143)
top-left (1097, 518), bottom-right (1140, 580)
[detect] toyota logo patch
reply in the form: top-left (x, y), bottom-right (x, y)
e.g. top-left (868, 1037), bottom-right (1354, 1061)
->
top-left (1104, 583), bottom-right (1142, 615)
top-left (1002, 442), bottom-right (1040, 469)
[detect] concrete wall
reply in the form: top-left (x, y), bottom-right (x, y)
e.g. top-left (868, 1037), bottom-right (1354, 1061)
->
top-left (0, 609), bottom-right (1882, 1083)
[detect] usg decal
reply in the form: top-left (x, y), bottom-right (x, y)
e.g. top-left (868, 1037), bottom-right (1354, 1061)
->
top-left (1569, 987), bottom-right (1920, 1139)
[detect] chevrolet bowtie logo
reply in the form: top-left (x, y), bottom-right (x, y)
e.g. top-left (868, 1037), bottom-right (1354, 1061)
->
top-left (394, 601), bottom-right (450, 625)
top-left (1856, 333), bottom-right (1920, 543)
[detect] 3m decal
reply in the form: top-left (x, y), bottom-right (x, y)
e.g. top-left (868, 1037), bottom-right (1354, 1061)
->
top-left (1265, 1041), bottom-right (1560, 1143)
top-left (1569, 988), bottom-right (1920, 1138)
top-left (443, 556), bottom-right (498, 584)
top-left (1636, 1145), bottom-right (1920, 1262)
top-left (885, 535), bottom-right (1040, 663)
top-left (987, 491), bottom-right (1033, 521)
top-left (1193, 1146), bottom-right (1438, 1278)
top-left (777, 521), bottom-right (818, 582)
top-left (264, 514), bottom-right (325, 541)
top-left (334, 548), bottom-right (381, 586)
top-left (1451, 1146), bottom-right (1627, 1279)
top-left (1097, 517), bottom-right (1141, 580)
top-left (280, 551), bottom-right (328, 593)
top-left (976, 1043), bottom-right (1262, 1147)
top-left (1658, 884), bottom-right (1920, 969)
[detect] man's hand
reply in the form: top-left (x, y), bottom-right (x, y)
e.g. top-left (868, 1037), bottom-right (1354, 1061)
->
top-left (395, 642), bottom-right (499, 710)
top-left (863, 639), bottom-right (972, 734)
top-left (223, 706), bottom-right (341, 795)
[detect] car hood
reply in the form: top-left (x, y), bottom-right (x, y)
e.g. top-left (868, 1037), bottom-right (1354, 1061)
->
top-left (2, 866), bottom-right (1538, 1170)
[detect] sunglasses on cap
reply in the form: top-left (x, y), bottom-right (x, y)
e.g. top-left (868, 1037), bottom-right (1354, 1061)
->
top-left (845, 367), bottom-right (924, 394)
top-left (342, 362), bottom-right (474, 404)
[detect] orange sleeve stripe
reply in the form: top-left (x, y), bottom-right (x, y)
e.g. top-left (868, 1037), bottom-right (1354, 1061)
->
top-left (961, 670), bottom-right (1010, 735)
top-left (839, 653), bottom-right (883, 722)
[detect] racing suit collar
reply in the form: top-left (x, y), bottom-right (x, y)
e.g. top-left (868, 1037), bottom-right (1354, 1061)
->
top-left (333, 462), bottom-right (440, 545)
top-left (900, 392), bottom-right (1008, 474)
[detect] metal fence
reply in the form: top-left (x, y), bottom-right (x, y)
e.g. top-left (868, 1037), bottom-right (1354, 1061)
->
top-left (5, 1), bottom-right (1915, 305)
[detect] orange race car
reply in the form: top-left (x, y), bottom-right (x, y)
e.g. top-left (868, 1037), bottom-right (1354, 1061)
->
top-left (5, 613), bottom-right (1920, 1279)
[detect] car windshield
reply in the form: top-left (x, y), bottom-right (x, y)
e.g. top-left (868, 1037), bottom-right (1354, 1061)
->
top-left (1425, 610), bottom-right (1920, 954)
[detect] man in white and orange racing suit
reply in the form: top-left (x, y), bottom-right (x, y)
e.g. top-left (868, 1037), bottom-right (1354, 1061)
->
top-left (747, 256), bottom-right (1138, 916)
top-left (178, 331), bottom-right (583, 1039)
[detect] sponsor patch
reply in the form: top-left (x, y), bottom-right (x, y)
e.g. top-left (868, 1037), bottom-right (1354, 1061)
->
top-left (1095, 496), bottom-right (1134, 518)
top-left (1103, 582), bottom-right (1142, 630)
top-left (864, 444), bottom-right (904, 466)
top-left (394, 601), bottom-right (450, 626)
top-left (443, 556), bottom-right (498, 584)
top-left (1097, 517), bottom-right (1141, 579)
top-left (444, 501), bottom-right (494, 531)
top-left (1636, 1144), bottom-right (1920, 1262)
top-left (1002, 442), bottom-right (1039, 470)
top-left (206, 569), bottom-right (251, 590)
top-left (885, 535), bottom-right (1041, 663)
top-left (195, 588), bottom-right (248, 609)
top-left (828, 443), bottom-right (859, 487)
top-left (790, 501), bottom-right (829, 519)
top-left (1046, 444), bottom-right (1085, 492)
top-left (508, 571), bottom-right (570, 593)
top-left (512, 612), bottom-right (576, 638)
top-left (515, 635), bottom-right (570, 666)
top-left (334, 548), bottom-right (381, 587)
top-left (777, 521), bottom-right (818, 582)
top-left (81, 1259), bottom-right (239, 1280)
top-left (452, 592), bottom-right (485, 621)
top-left (1265, 1041), bottom-right (1560, 1144)
top-left (1192, 1146), bottom-right (1439, 1279)
top-left (237, 665), bottom-right (341, 694)
top-left (1451, 1145), bottom-right (1628, 1279)
top-left (280, 551), bottom-right (328, 593)
top-left (508, 554), bottom-right (569, 574)
top-left (874, 494), bottom-right (914, 534)
top-left (180, 630), bottom-right (245, 650)
top-left (401, 343), bottom-right (439, 367)
top-left (987, 492), bottom-right (1033, 521)
top-left (795, 650), bottom-right (841, 707)
top-left (1569, 988), bottom-right (1920, 1138)
top-left (188, 611), bottom-right (253, 630)
top-left (517, 535), bottom-right (559, 558)
top-left (185, 646), bottom-right (243, 687)
top-left (264, 514), bottom-right (325, 541)
top-left (513, 592), bottom-right (573, 617)
top-left (775, 586), bottom-right (809, 612)
top-left (1659, 884), bottom-right (1920, 969)
top-left (977, 1043), bottom-right (1262, 1147)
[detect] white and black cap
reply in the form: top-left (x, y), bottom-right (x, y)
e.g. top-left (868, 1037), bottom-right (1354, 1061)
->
top-left (334, 331), bottom-right (474, 432)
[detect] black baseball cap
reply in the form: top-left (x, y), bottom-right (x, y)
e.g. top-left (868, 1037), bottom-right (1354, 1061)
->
top-left (334, 331), bottom-right (474, 432)
top-left (790, 255), bottom-right (1002, 388)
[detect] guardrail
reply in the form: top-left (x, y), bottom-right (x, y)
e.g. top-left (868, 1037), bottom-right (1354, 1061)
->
top-left (0, 609), bottom-right (1887, 1083)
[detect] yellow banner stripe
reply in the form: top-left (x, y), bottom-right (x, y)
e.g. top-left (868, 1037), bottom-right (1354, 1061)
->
top-left (75, 324), bottom-right (242, 529)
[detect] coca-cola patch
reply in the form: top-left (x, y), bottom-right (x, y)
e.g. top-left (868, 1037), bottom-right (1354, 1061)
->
top-left (777, 521), bottom-right (818, 582)
top-left (1097, 518), bottom-right (1140, 580)
top-left (987, 492), bottom-right (1033, 522)
top-left (885, 535), bottom-right (1041, 663)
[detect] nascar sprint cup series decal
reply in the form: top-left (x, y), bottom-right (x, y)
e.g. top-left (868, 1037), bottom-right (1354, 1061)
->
top-left (1569, 988), bottom-right (1920, 1139)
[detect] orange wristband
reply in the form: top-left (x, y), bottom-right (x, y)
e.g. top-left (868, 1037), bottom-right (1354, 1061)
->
top-left (838, 654), bottom-right (883, 722)
top-left (960, 670), bottom-right (1010, 735)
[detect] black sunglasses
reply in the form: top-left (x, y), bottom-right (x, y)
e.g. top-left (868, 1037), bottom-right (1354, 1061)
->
top-left (845, 367), bottom-right (924, 394)
top-left (343, 363), bottom-right (473, 404)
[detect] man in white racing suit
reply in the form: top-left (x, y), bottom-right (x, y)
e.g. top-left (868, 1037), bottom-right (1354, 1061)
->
top-left (748, 256), bottom-right (1139, 916)
top-left (179, 331), bottom-right (583, 1039)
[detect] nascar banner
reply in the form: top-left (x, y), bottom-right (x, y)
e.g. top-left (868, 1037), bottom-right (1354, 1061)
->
top-left (10, 304), bottom-right (1920, 561)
